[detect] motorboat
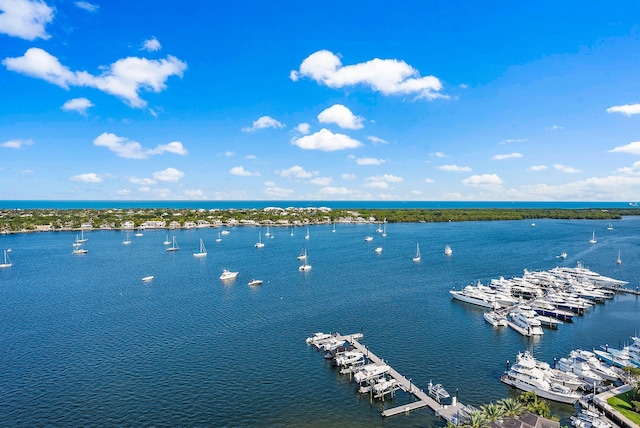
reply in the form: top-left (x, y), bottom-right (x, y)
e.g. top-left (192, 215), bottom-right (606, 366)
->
top-left (501, 351), bottom-right (582, 404)
top-left (571, 409), bottom-right (613, 428)
top-left (353, 363), bottom-right (390, 384)
top-left (306, 332), bottom-right (332, 345)
top-left (142, 275), bottom-right (154, 282)
top-left (556, 356), bottom-right (604, 385)
top-left (506, 306), bottom-right (544, 336)
top-left (450, 284), bottom-right (501, 310)
top-left (335, 351), bottom-right (365, 367)
top-left (444, 245), bottom-right (453, 256)
top-left (570, 349), bottom-right (620, 381)
top-left (484, 311), bottom-right (507, 327)
top-left (374, 246), bottom-right (382, 253)
top-left (220, 269), bottom-right (239, 281)
top-left (248, 279), bottom-right (263, 286)
top-left (364, 236), bottom-right (373, 242)
top-left (428, 380), bottom-right (450, 402)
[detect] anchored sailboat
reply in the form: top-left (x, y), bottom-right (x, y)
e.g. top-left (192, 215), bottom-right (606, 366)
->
top-left (193, 239), bottom-right (207, 257)
top-left (413, 243), bottom-right (421, 262)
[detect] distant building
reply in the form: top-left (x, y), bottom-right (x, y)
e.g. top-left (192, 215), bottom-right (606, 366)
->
top-left (488, 411), bottom-right (560, 428)
top-left (121, 221), bottom-right (135, 229)
top-left (141, 220), bottom-right (166, 229)
top-left (169, 221), bottom-right (181, 229)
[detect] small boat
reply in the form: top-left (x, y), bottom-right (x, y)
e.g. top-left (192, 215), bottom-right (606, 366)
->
top-left (264, 226), bottom-right (271, 237)
top-left (72, 244), bottom-right (88, 254)
top-left (332, 223), bottom-right (336, 233)
top-left (221, 229), bottom-right (231, 235)
top-left (375, 247), bottom-right (382, 253)
top-left (428, 380), bottom-right (450, 402)
top-left (616, 250), bottom-right (622, 265)
top-left (134, 227), bottom-right (143, 237)
top-left (299, 251), bottom-right (312, 271)
top-left (531, 223), bottom-right (536, 227)
top-left (381, 222), bottom-right (387, 237)
top-left (304, 228), bottom-right (310, 240)
top-left (255, 231), bottom-right (265, 248)
top-left (290, 227), bottom-right (294, 236)
top-left (248, 279), bottom-right (263, 286)
top-left (123, 233), bottom-right (131, 245)
top-left (364, 236), bottom-right (373, 242)
top-left (193, 239), bottom-right (207, 257)
top-left (484, 311), bottom-right (507, 327)
top-left (607, 222), bottom-right (614, 231)
top-left (215, 232), bottom-right (222, 242)
top-left (589, 231), bottom-right (596, 244)
top-left (72, 237), bottom-right (82, 247)
top-left (297, 246), bottom-right (307, 261)
top-left (77, 229), bottom-right (88, 242)
top-left (413, 243), bottom-right (421, 262)
top-left (220, 269), bottom-right (239, 281)
top-left (0, 249), bottom-right (12, 268)
top-left (163, 234), bottom-right (170, 245)
top-left (558, 251), bottom-right (567, 259)
top-left (142, 275), bottom-right (154, 282)
top-left (166, 236), bottom-right (179, 252)
top-left (444, 245), bottom-right (453, 256)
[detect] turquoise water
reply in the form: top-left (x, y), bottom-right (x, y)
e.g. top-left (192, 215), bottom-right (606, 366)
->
top-left (1, 218), bottom-right (639, 426)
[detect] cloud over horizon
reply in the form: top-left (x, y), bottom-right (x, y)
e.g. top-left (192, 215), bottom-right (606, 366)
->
top-left (93, 132), bottom-right (188, 159)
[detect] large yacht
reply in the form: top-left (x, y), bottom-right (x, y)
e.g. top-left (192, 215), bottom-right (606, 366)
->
top-left (449, 284), bottom-right (501, 310)
top-left (501, 351), bottom-right (582, 404)
top-left (506, 306), bottom-right (544, 336)
top-left (219, 269), bottom-right (239, 281)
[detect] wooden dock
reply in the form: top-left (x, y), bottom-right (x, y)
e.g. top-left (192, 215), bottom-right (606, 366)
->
top-left (333, 333), bottom-right (470, 422)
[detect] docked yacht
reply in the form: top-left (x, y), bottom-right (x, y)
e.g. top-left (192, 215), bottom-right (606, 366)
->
top-left (501, 351), bottom-right (582, 404)
top-left (556, 356), bottom-right (604, 385)
top-left (306, 332), bottom-right (332, 345)
top-left (570, 349), bottom-right (620, 382)
top-left (335, 351), bottom-right (365, 367)
top-left (450, 284), bottom-right (501, 310)
top-left (484, 311), bottom-right (507, 327)
top-left (428, 380), bottom-right (450, 403)
top-left (353, 363), bottom-right (390, 384)
top-left (506, 306), bottom-right (544, 336)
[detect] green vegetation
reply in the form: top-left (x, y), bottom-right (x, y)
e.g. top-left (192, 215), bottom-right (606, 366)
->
top-left (1, 206), bottom-right (639, 233)
top-left (607, 390), bottom-right (640, 425)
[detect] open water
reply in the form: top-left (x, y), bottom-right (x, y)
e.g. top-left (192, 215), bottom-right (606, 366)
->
top-left (1, 217), bottom-right (639, 427)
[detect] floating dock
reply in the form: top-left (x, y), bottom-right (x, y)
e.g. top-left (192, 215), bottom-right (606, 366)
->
top-left (325, 333), bottom-right (472, 422)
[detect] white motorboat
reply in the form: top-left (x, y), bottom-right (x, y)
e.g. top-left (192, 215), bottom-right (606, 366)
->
top-left (556, 357), bottom-right (604, 385)
top-left (428, 380), bottom-right (450, 402)
top-left (484, 311), bottom-right (507, 327)
top-left (353, 364), bottom-right (390, 384)
top-left (142, 275), bottom-right (154, 282)
top-left (306, 332), bottom-right (332, 345)
top-left (193, 238), bottom-right (207, 257)
top-left (450, 285), bottom-right (501, 310)
top-left (0, 249), bottom-right (13, 268)
top-left (571, 409), bottom-right (613, 428)
top-left (248, 279), bottom-right (263, 286)
top-left (220, 269), bottom-right (239, 281)
top-left (335, 351), bottom-right (365, 367)
top-left (221, 229), bottom-right (231, 235)
top-left (501, 351), bottom-right (582, 404)
top-left (374, 246), bottom-right (382, 253)
top-left (570, 349), bottom-right (620, 381)
top-left (364, 236), bottom-right (373, 242)
top-left (413, 243), bottom-right (421, 262)
top-left (506, 306), bottom-right (544, 336)
top-left (444, 245), bottom-right (453, 256)
top-left (166, 236), bottom-right (179, 252)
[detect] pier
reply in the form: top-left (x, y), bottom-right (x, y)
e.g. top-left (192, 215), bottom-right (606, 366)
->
top-left (324, 333), bottom-right (473, 423)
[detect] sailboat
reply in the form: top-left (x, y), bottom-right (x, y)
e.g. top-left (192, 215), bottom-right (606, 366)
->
top-left (216, 232), bottom-right (222, 242)
top-left (616, 250), bottom-right (622, 265)
top-left (77, 229), bottom-right (87, 243)
top-left (255, 231), bottom-right (265, 248)
top-left (135, 227), bottom-right (143, 237)
top-left (163, 234), bottom-right (170, 245)
top-left (413, 243), bottom-right (421, 262)
top-left (193, 239), bottom-right (207, 257)
top-left (607, 223), bottom-right (614, 231)
top-left (290, 227), bottom-right (294, 237)
top-left (376, 222), bottom-right (383, 233)
top-left (332, 223), bottom-right (336, 233)
top-left (589, 231), bottom-right (597, 244)
top-left (166, 236), bottom-right (179, 252)
top-left (299, 250), bottom-right (312, 271)
top-left (297, 245), bottom-right (307, 261)
top-left (72, 236), bottom-right (82, 247)
top-left (123, 233), bottom-right (131, 245)
top-left (0, 249), bottom-right (12, 268)
top-left (264, 226), bottom-right (271, 237)
top-left (305, 228), bottom-right (310, 240)
top-left (72, 242), bottom-right (87, 254)
top-left (381, 223), bottom-right (387, 237)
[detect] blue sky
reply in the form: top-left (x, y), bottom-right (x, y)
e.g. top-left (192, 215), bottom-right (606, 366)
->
top-left (2, 0), bottom-right (640, 201)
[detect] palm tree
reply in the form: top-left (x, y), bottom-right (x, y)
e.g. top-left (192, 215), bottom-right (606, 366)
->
top-left (463, 411), bottom-right (490, 428)
top-left (497, 397), bottom-right (524, 417)
top-left (480, 402), bottom-right (506, 422)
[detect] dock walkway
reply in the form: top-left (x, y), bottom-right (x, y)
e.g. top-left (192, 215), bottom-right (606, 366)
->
top-left (334, 333), bottom-right (469, 422)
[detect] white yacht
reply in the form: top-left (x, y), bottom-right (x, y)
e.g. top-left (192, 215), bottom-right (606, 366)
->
top-left (484, 311), bottom-right (507, 327)
top-left (570, 349), bottom-right (619, 381)
top-left (0, 249), bottom-right (13, 268)
top-left (374, 246), bottom-right (382, 253)
top-left (248, 279), bottom-right (263, 286)
top-left (335, 351), bottom-right (365, 367)
top-left (306, 332), bottom-right (332, 345)
top-left (444, 245), bottom-right (453, 256)
top-left (220, 269), bottom-right (239, 281)
top-left (556, 356), bottom-right (604, 385)
top-left (299, 262), bottom-right (312, 272)
top-left (221, 229), bottom-right (231, 235)
top-left (428, 381), bottom-right (450, 402)
top-left (506, 306), bottom-right (544, 336)
top-left (607, 222), bottom-right (614, 231)
top-left (72, 243), bottom-right (88, 254)
top-left (450, 285), bottom-right (501, 309)
top-left (501, 351), bottom-right (582, 404)
top-left (364, 236), bottom-right (373, 242)
top-left (353, 364), bottom-right (390, 384)
top-left (215, 232), bottom-right (222, 242)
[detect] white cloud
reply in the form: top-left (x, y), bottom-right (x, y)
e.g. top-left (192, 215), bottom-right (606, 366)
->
top-left (462, 173), bottom-right (503, 186)
top-left (608, 141), bottom-right (640, 155)
top-left (184, 189), bottom-right (206, 199)
top-left (492, 152), bottom-right (523, 160)
top-left (616, 161), bottom-right (640, 175)
top-left (341, 173), bottom-right (356, 180)
top-left (317, 104), bottom-right (364, 129)
top-left (0, 0), bottom-right (54, 40)
top-left (129, 177), bottom-right (156, 185)
top-left (438, 164), bottom-right (472, 172)
top-left (241, 115), bottom-right (285, 132)
top-left (295, 123), bottom-right (310, 134)
top-left (116, 189), bottom-right (131, 196)
top-left (61, 97), bottom-right (94, 115)
top-left (139, 186), bottom-right (151, 193)
top-left (367, 136), bottom-right (388, 145)
top-left (3, 48), bottom-right (187, 108)
top-left (1, 139), bottom-right (33, 149)
top-left (152, 167), bottom-right (184, 182)
top-left (553, 164), bottom-right (581, 174)
top-left (264, 184), bottom-right (294, 198)
top-left (74, 1), bottom-right (98, 12)
top-left (245, 154), bottom-right (257, 160)
top-left (292, 128), bottom-right (362, 151)
top-left (431, 151), bottom-right (447, 158)
top-left (280, 165), bottom-right (315, 179)
top-left (291, 50), bottom-right (445, 100)
top-left (365, 174), bottom-right (403, 189)
top-left (547, 125), bottom-right (563, 131)
top-left (424, 178), bottom-right (435, 183)
top-left (499, 138), bottom-right (527, 145)
top-left (308, 177), bottom-right (332, 186)
top-left (224, 151), bottom-right (235, 157)
top-left (355, 157), bottom-right (385, 165)
top-left (229, 166), bottom-right (259, 177)
top-left (142, 37), bottom-right (162, 52)
top-left (20, 169), bottom-right (33, 174)
top-left (70, 172), bottom-right (102, 183)
top-left (528, 165), bottom-right (548, 171)
top-left (606, 104), bottom-right (640, 116)
top-left (93, 132), bottom-right (188, 159)
top-left (318, 186), bottom-right (353, 195)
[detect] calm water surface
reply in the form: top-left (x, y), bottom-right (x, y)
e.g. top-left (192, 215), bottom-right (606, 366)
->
top-left (1, 218), bottom-right (639, 427)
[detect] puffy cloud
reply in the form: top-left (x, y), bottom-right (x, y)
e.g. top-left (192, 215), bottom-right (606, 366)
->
top-left (367, 136), bottom-right (388, 145)
top-left (184, 189), bottom-right (206, 199)
top-left (295, 123), bottom-right (310, 134)
top-left (3, 48), bottom-right (187, 108)
top-left (292, 128), bottom-right (362, 151)
top-left (318, 186), bottom-right (354, 195)
top-left (355, 157), bottom-right (385, 165)
top-left (308, 177), bottom-right (332, 186)
top-left (229, 166), bottom-right (259, 177)
top-left (264, 184), bottom-right (294, 198)
top-left (462, 174), bottom-right (503, 186)
top-left (116, 189), bottom-right (131, 196)
top-left (142, 37), bottom-right (162, 52)
top-left (606, 104), bottom-right (640, 116)
top-left (553, 164), bottom-right (581, 174)
top-left (438, 164), bottom-right (472, 172)
top-left (317, 104), bottom-right (364, 129)
top-left (74, 1), bottom-right (98, 12)
top-left (424, 178), bottom-right (435, 183)
top-left (365, 174), bottom-right (403, 189)
top-left (528, 165), bottom-right (548, 171)
top-left (430, 151), bottom-right (447, 158)
top-left (0, 0), bottom-right (53, 40)
top-left (241, 115), bottom-right (285, 132)
top-left (1, 139), bottom-right (33, 149)
top-left (291, 50), bottom-right (445, 100)
top-left (608, 141), bottom-right (640, 155)
top-left (70, 172), bottom-right (102, 183)
top-left (224, 150), bottom-right (235, 157)
top-left (616, 161), bottom-right (640, 175)
top-left (93, 132), bottom-right (187, 159)
top-left (152, 167), bottom-right (184, 182)
top-left (514, 174), bottom-right (640, 201)
top-left (492, 152), bottom-right (523, 160)
top-left (280, 165), bottom-right (315, 179)
top-left (341, 173), bottom-right (356, 180)
top-left (61, 97), bottom-right (94, 115)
